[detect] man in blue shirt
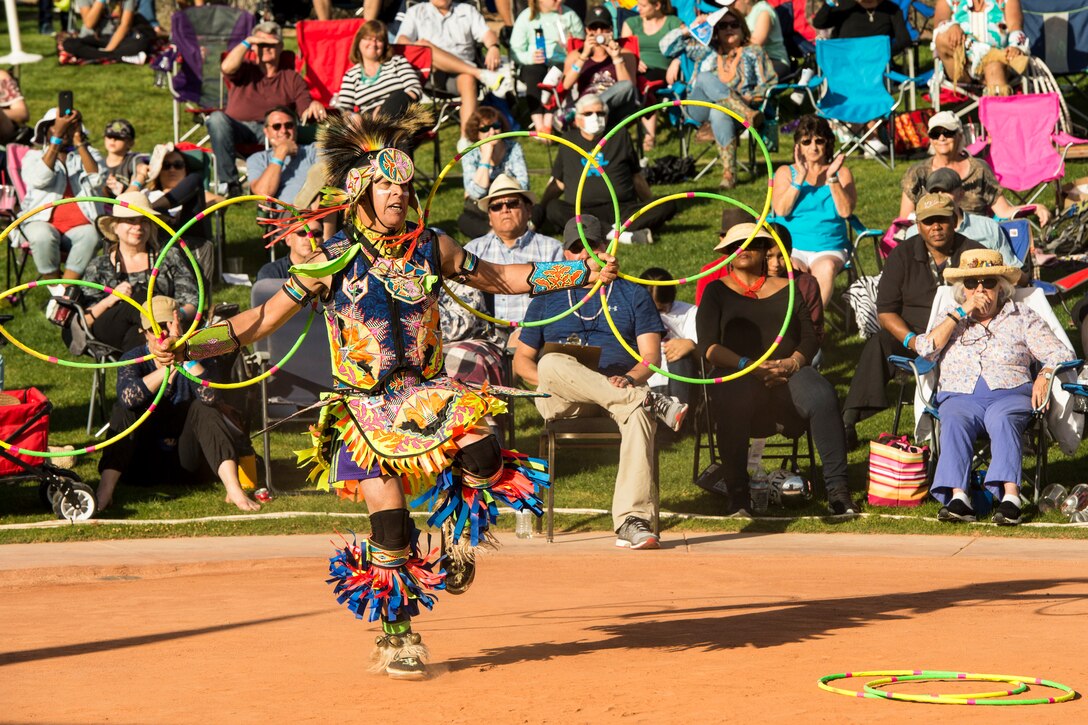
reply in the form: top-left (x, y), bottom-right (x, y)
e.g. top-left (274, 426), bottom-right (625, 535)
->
top-left (514, 215), bottom-right (688, 550)
top-left (247, 106), bottom-right (318, 218)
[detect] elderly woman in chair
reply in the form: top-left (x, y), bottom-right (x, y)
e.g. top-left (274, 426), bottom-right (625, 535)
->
top-left (912, 249), bottom-right (1073, 527)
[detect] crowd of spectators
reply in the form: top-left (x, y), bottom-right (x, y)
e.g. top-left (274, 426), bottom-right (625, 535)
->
top-left (6, 0), bottom-right (1083, 532)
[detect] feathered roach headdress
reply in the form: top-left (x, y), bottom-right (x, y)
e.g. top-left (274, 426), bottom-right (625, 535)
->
top-left (260, 106), bottom-right (434, 250)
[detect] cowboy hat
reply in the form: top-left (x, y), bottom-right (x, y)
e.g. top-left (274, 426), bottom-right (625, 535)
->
top-left (714, 221), bottom-right (774, 253)
top-left (477, 174), bottom-right (537, 213)
top-left (96, 191), bottom-right (160, 243)
top-left (942, 248), bottom-right (1020, 284)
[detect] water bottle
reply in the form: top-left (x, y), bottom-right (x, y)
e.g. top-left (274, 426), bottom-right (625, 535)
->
top-left (1071, 510), bottom-right (1088, 524)
top-left (749, 474), bottom-right (770, 515)
top-left (515, 509), bottom-right (533, 539)
top-left (534, 27), bottom-right (547, 60)
top-left (746, 438), bottom-right (766, 476)
top-left (1059, 483), bottom-right (1088, 516)
top-left (1037, 484), bottom-right (1068, 514)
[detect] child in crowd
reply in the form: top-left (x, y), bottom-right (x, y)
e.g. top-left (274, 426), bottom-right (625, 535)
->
top-left (101, 119), bottom-right (142, 197)
top-left (641, 267), bottom-right (697, 419)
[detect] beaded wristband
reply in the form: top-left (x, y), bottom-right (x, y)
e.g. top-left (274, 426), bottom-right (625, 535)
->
top-left (182, 322), bottom-right (240, 360)
top-left (527, 260), bottom-right (590, 296)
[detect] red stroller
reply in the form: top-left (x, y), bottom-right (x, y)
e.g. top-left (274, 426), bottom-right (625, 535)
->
top-left (0, 387), bottom-right (97, 520)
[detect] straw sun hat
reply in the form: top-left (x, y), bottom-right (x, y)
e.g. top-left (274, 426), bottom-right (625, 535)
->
top-left (96, 191), bottom-right (160, 243)
top-left (942, 248), bottom-right (1020, 285)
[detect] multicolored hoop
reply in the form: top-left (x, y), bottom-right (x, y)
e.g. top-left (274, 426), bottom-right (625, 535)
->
top-left (819, 670), bottom-right (1076, 705)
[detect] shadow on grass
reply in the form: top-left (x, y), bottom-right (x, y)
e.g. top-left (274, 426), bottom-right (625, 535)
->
top-left (444, 578), bottom-right (1088, 672)
top-left (0, 611), bottom-right (324, 667)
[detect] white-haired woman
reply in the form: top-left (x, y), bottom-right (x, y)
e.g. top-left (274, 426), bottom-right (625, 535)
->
top-left (913, 249), bottom-right (1072, 526)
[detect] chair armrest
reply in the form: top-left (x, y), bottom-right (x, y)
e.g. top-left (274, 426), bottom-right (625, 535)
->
top-left (1036, 359), bottom-right (1083, 415)
top-left (888, 354), bottom-right (935, 377)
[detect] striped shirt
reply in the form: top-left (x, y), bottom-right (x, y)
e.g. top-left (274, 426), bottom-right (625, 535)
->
top-left (465, 229), bottom-right (564, 322)
top-left (335, 56), bottom-right (423, 114)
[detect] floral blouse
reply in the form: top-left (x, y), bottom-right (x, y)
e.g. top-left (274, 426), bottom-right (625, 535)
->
top-left (916, 299), bottom-right (1072, 394)
top-left (81, 246), bottom-right (199, 310)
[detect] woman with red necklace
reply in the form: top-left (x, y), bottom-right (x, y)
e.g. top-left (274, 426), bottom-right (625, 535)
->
top-left (695, 212), bottom-right (856, 516)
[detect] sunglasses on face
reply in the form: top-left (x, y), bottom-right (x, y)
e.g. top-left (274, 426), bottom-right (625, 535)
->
top-left (268, 121), bottom-right (296, 132)
top-left (718, 21), bottom-right (741, 30)
top-left (929, 127), bottom-right (958, 139)
top-left (295, 229), bottom-right (324, 239)
top-left (963, 277), bottom-right (999, 290)
top-left (720, 240), bottom-right (768, 256)
top-left (482, 121), bottom-right (503, 132)
top-left (799, 137), bottom-right (826, 147)
top-left (581, 111), bottom-right (607, 118)
top-left (161, 159), bottom-right (186, 171)
top-left (254, 43), bottom-right (278, 51)
top-left (488, 199), bottom-right (522, 212)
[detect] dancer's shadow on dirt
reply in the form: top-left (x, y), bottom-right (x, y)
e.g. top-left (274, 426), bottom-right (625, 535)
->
top-left (444, 578), bottom-right (1088, 671)
top-left (0, 612), bottom-right (323, 667)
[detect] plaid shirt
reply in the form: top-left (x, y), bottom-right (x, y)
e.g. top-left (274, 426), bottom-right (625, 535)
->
top-left (465, 229), bottom-right (564, 322)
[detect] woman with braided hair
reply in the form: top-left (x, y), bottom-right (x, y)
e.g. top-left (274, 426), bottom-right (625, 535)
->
top-left (151, 107), bottom-right (618, 679)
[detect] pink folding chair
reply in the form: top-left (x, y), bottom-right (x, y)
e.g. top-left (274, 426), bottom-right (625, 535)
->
top-left (968, 93), bottom-right (1088, 210)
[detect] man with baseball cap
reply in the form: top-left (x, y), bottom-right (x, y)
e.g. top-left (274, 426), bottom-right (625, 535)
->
top-left (514, 215), bottom-right (688, 550)
top-left (841, 192), bottom-right (984, 448)
top-left (96, 295), bottom-right (258, 513)
top-left (903, 167), bottom-right (1026, 285)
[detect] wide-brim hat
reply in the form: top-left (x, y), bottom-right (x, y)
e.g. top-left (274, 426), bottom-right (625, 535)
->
top-left (477, 173), bottom-right (536, 213)
top-left (942, 248), bottom-right (1020, 284)
top-left (714, 222), bottom-right (774, 253)
top-left (96, 191), bottom-right (160, 243)
top-left (33, 107), bottom-right (89, 147)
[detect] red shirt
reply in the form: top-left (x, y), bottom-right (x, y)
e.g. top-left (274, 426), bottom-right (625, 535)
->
top-left (51, 180), bottom-right (90, 234)
top-left (224, 62), bottom-right (312, 123)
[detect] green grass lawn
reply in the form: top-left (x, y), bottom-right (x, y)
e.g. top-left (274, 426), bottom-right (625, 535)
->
top-left (2, 6), bottom-right (1088, 543)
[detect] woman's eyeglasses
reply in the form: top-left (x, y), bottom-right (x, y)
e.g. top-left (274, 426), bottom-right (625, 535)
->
top-left (963, 277), bottom-right (999, 290)
top-left (161, 160), bottom-right (186, 171)
top-left (268, 121), bottom-right (296, 132)
top-left (799, 137), bottom-right (827, 147)
top-left (929, 128), bottom-right (958, 140)
top-left (482, 122), bottom-right (503, 132)
top-left (488, 199), bottom-right (522, 212)
top-left (717, 21), bottom-right (741, 30)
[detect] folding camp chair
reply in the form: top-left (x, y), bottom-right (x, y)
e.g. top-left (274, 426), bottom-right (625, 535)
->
top-left (295, 17), bottom-right (366, 109)
top-left (815, 36), bottom-right (914, 169)
top-left (249, 278), bottom-right (333, 494)
top-left (2, 144), bottom-right (30, 309)
top-left (1021, 0), bottom-right (1088, 127)
top-left (967, 94), bottom-right (1088, 215)
top-left (167, 3), bottom-right (257, 144)
top-left (893, 286), bottom-right (1083, 502)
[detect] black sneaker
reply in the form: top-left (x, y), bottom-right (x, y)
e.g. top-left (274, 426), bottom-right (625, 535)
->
top-left (615, 516), bottom-right (659, 549)
top-left (992, 499), bottom-right (1023, 526)
top-left (937, 498), bottom-right (976, 523)
top-left (828, 493), bottom-right (860, 516)
top-left (645, 391), bottom-right (688, 432)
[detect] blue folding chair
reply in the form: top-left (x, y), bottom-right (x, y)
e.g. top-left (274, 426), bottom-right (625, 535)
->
top-left (1021, 0), bottom-right (1088, 126)
top-left (815, 36), bottom-right (917, 169)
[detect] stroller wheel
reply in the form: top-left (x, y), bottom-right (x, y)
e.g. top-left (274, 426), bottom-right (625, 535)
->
top-left (39, 467), bottom-right (83, 510)
top-left (51, 481), bottom-right (96, 521)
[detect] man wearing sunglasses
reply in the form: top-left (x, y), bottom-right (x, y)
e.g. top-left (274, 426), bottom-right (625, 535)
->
top-left (841, 192), bottom-right (984, 448)
top-left (464, 174), bottom-right (564, 342)
top-left (247, 106), bottom-right (319, 211)
top-left (212, 21), bottom-right (326, 197)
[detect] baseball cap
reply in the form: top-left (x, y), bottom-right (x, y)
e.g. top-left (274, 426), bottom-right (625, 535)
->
top-left (927, 111), bottom-right (962, 133)
top-left (563, 215), bottom-right (607, 250)
top-left (925, 167), bottom-right (963, 193)
top-left (104, 119), bottom-right (135, 140)
top-left (915, 192), bottom-right (956, 222)
top-left (585, 6), bottom-right (612, 29)
top-left (139, 295), bottom-right (179, 332)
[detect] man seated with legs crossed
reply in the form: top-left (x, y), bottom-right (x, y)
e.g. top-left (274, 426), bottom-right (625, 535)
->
top-left (513, 215), bottom-right (688, 550)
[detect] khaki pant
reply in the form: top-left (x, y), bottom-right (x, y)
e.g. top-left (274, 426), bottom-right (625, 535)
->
top-left (534, 354), bottom-right (656, 531)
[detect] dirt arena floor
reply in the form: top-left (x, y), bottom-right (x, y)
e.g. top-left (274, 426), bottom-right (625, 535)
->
top-left (2, 531), bottom-right (1087, 724)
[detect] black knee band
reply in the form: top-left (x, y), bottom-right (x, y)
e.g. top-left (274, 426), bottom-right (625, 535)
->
top-left (459, 436), bottom-right (503, 478)
top-left (369, 508), bottom-right (413, 551)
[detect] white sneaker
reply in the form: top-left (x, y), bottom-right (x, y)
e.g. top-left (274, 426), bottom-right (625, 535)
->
top-left (478, 69), bottom-right (504, 92)
top-left (121, 51), bottom-right (147, 65)
top-left (619, 229), bottom-right (653, 245)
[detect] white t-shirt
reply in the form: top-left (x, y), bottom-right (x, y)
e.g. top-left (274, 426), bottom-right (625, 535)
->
top-left (398, 2), bottom-right (491, 65)
top-left (648, 300), bottom-right (697, 388)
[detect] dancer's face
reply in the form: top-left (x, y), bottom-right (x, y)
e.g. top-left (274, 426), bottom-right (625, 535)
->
top-left (367, 177), bottom-right (410, 229)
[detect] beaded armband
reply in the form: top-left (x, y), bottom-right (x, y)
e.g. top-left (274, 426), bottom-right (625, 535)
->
top-left (282, 273), bottom-right (317, 307)
top-left (182, 322), bottom-right (240, 360)
top-left (527, 260), bottom-right (591, 297)
top-left (450, 250), bottom-right (480, 283)
top-left (461, 465), bottom-right (504, 490)
top-left (367, 540), bottom-right (411, 569)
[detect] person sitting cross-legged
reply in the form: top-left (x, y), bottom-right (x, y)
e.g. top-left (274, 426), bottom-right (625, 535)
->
top-left (513, 215), bottom-right (689, 550)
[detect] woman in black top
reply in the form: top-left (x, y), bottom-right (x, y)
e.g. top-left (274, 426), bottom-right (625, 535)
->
top-left (812, 0), bottom-right (912, 55)
top-left (696, 218), bottom-right (855, 515)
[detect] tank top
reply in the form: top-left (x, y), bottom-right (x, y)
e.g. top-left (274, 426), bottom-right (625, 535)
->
top-left (780, 175), bottom-right (849, 254)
